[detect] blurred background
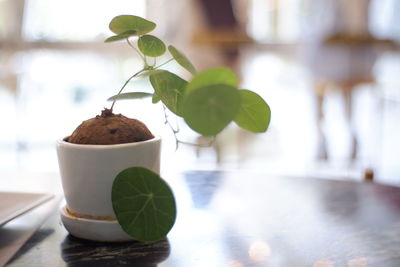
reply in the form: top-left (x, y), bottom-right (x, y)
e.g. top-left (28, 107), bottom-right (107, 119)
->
top-left (0, 0), bottom-right (399, 185)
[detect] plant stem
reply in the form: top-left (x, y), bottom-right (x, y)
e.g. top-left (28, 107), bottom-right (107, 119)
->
top-left (155, 58), bottom-right (174, 69)
top-left (178, 138), bottom-right (215, 147)
top-left (127, 38), bottom-right (145, 61)
top-left (162, 105), bottom-right (214, 149)
top-left (110, 68), bottom-right (146, 111)
top-left (162, 105), bottom-right (179, 149)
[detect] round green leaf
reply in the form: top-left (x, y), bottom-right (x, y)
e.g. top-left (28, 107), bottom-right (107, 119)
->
top-left (149, 70), bottom-right (188, 116)
top-left (168, 45), bottom-right (196, 75)
top-left (112, 167), bottom-right (177, 242)
top-left (109, 15), bottom-right (156, 36)
top-left (186, 67), bottom-right (238, 94)
top-left (234, 89), bottom-right (271, 133)
top-left (105, 30), bottom-right (137, 42)
top-left (182, 84), bottom-right (241, 136)
top-left (108, 92), bottom-right (153, 101)
top-left (138, 35), bottom-right (166, 57)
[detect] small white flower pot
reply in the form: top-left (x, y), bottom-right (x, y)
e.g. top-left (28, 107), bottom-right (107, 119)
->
top-left (56, 136), bottom-right (161, 241)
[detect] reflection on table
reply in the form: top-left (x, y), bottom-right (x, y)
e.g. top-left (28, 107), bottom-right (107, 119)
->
top-left (7, 171), bottom-right (400, 266)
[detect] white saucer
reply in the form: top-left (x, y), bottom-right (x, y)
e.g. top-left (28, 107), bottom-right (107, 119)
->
top-left (60, 205), bottom-right (134, 242)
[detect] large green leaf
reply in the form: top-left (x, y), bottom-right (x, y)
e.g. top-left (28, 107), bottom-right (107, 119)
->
top-left (149, 70), bottom-right (188, 116)
top-left (152, 93), bottom-right (161, 104)
top-left (108, 92), bottom-right (153, 101)
top-left (182, 84), bottom-right (241, 136)
top-left (105, 30), bottom-right (137, 42)
top-left (138, 35), bottom-right (166, 57)
top-left (186, 67), bottom-right (238, 94)
top-left (168, 45), bottom-right (196, 75)
top-left (109, 15), bottom-right (156, 36)
top-left (112, 167), bottom-right (177, 242)
top-left (234, 89), bottom-right (271, 133)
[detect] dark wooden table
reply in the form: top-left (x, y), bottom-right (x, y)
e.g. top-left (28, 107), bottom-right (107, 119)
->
top-left (6, 171), bottom-right (400, 266)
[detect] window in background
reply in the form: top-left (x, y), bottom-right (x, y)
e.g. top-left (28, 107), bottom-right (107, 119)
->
top-left (0, 0), bottom-right (147, 171)
top-left (23, 0), bottom-right (146, 41)
top-left (247, 0), bottom-right (400, 43)
top-left (248, 0), bottom-right (305, 42)
top-left (0, 0), bottom-right (399, 184)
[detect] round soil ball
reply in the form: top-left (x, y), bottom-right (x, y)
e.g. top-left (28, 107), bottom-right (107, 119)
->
top-left (67, 109), bottom-right (154, 145)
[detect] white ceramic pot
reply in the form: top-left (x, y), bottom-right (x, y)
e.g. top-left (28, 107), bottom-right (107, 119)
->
top-left (56, 136), bottom-right (161, 241)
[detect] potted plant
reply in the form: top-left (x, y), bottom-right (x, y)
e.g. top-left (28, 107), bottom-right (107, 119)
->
top-left (57, 15), bottom-right (271, 243)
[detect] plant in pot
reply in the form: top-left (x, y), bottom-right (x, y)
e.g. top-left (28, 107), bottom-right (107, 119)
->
top-left (56, 15), bottom-right (271, 243)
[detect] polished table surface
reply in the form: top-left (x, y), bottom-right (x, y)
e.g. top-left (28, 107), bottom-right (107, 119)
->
top-left (5, 171), bottom-right (400, 266)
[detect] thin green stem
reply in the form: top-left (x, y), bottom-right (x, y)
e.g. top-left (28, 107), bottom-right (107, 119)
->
top-left (178, 138), bottom-right (215, 147)
top-left (127, 38), bottom-right (145, 61)
top-left (150, 57), bottom-right (157, 68)
top-left (146, 57), bottom-right (157, 69)
top-left (144, 55), bottom-right (149, 67)
top-left (155, 58), bottom-right (174, 69)
top-left (162, 105), bottom-right (214, 149)
top-left (110, 68), bottom-right (147, 111)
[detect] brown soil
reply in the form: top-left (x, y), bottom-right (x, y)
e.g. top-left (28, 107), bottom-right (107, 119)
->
top-left (66, 109), bottom-right (154, 145)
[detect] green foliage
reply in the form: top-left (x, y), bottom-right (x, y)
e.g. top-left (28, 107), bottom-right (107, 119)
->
top-left (149, 70), bottom-right (187, 116)
top-left (105, 14), bottom-right (271, 137)
top-left (105, 30), bottom-right (137, 43)
top-left (108, 92), bottom-right (153, 101)
top-left (182, 84), bottom-right (241, 136)
top-left (109, 15), bottom-right (156, 36)
top-left (137, 69), bottom-right (164, 78)
top-left (112, 167), bottom-right (176, 242)
top-left (152, 93), bottom-right (161, 104)
top-left (138, 35), bottom-right (166, 57)
top-left (186, 67), bottom-right (237, 94)
top-left (102, 13), bottom-right (272, 242)
top-left (168, 45), bottom-right (197, 75)
top-left (234, 90), bottom-right (271, 133)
